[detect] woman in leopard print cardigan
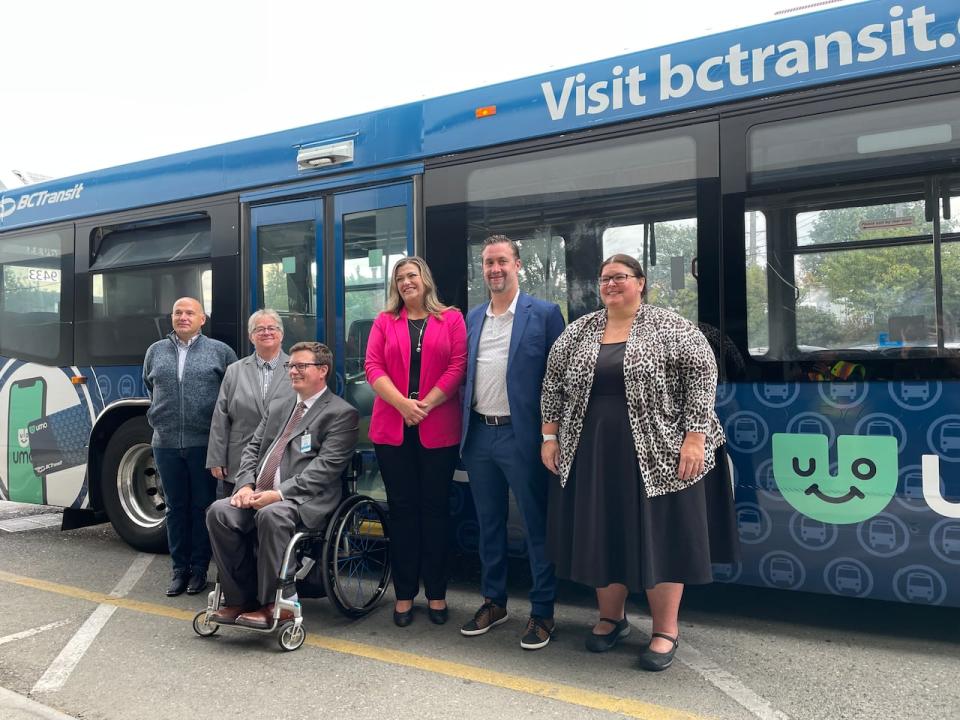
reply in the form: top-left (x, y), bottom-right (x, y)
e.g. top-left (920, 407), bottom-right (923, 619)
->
top-left (540, 254), bottom-right (737, 671)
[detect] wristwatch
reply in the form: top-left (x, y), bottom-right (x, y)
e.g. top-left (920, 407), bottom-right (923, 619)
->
top-left (542, 433), bottom-right (558, 443)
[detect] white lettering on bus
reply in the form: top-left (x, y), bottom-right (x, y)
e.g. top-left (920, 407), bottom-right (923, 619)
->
top-left (541, 4), bottom-right (959, 121)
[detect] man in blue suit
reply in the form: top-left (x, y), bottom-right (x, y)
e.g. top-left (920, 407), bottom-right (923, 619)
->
top-left (459, 235), bottom-right (565, 650)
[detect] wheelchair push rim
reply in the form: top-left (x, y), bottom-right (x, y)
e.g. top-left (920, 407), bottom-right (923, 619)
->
top-left (323, 495), bottom-right (391, 618)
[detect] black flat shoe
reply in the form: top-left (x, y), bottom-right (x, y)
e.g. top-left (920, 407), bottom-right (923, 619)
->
top-left (393, 607), bottom-right (414, 627)
top-left (638, 632), bottom-right (679, 671)
top-left (427, 606), bottom-right (449, 625)
top-left (585, 616), bottom-right (630, 653)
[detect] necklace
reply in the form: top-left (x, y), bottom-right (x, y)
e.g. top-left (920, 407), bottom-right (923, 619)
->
top-left (409, 317), bottom-right (428, 353)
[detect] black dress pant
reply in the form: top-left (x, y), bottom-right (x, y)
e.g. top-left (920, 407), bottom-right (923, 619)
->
top-left (375, 426), bottom-right (459, 601)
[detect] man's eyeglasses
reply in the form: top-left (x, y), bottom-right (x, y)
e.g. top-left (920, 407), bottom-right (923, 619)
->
top-left (252, 325), bottom-right (282, 335)
top-left (283, 362), bottom-right (321, 372)
top-left (598, 273), bottom-right (637, 286)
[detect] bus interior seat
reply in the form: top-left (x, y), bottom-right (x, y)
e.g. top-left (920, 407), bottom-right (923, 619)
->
top-left (345, 319), bottom-right (374, 377)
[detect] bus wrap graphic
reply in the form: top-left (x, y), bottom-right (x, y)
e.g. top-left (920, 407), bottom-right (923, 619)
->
top-left (772, 433), bottom-right (898, 524)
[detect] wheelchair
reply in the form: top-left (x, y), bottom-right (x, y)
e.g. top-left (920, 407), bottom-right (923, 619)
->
top-left (192, 451), bottom-right (391, 651)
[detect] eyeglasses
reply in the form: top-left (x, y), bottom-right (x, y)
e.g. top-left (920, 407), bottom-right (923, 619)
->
top-left (252, 325), bottom-right (282, 335)
top-left (598, 273), bottom-right (637, 286)
top-left (283, 362), bottom-right (322, 372)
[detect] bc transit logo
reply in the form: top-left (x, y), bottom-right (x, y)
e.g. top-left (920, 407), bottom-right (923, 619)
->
top-left (0, 183), bottom-right (85, 222)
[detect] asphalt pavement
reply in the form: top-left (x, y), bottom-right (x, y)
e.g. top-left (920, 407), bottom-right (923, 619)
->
top-left (0, 500), bottom-right (957, 720)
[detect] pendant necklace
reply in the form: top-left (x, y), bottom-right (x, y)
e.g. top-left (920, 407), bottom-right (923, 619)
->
top-left (409, 317), bottom-right (428, 353)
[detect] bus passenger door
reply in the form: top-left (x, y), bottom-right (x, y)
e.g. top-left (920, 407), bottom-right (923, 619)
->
top-left (333, 183), bottom-right (414, 498)
top-left (250, 200), bottom-right (323, 349)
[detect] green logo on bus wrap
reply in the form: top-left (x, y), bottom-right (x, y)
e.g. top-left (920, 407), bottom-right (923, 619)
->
top-left (772, 434), bottom-right (898, 524)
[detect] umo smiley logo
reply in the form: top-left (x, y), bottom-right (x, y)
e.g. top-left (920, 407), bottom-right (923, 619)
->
top-left (773, 434), bottom-right (898, 524)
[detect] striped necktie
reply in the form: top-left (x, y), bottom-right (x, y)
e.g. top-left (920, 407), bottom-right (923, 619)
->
top-left (255, 401), bottom-right (307, 492)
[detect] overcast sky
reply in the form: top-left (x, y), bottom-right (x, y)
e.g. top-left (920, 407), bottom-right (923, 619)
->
top-left (1, 0), bottom-right (863, 180)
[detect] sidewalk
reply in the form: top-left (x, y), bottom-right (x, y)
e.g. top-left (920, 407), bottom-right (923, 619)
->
top-left (0, 687), bottom-right (77, 720)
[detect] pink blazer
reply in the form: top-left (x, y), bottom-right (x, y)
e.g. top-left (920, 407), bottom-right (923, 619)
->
top-left (365, 306), bottom-right (467, 448)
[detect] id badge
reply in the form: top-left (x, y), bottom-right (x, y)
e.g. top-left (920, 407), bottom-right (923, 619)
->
top-left (300, 433), bottom-right (312, 453)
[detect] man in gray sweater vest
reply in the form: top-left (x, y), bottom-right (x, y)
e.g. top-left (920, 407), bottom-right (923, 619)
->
top-left (143, 297), bottom-right (237, 597)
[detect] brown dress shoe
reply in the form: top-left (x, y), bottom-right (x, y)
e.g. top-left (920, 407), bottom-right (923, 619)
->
top-left (236, 603), bottom-right (294, 628)
top-left (209, 606), bottom-right (246, 624)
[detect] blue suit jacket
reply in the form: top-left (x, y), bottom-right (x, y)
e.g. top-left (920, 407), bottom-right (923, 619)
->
top-left (461, 292), bottom-right (565, 462)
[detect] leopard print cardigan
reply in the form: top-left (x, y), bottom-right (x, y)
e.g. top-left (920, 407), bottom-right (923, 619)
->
top-left (540, 304), bottom-right (725, 497)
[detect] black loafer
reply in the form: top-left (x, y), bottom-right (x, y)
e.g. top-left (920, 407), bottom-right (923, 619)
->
top-left (186, 572), bottom-right (207, 595)
top-left (638, 632), bottom-right (679, 671)
top-left (165, 572), bottom-right (189, 597)
top-left (427, 606), bottom-right (449, 625)
top-left (585, 616), bottom-right (630, 653)
top-left (393, 607), bottom-right (414, 627)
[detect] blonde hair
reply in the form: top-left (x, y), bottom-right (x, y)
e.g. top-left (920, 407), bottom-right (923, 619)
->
top-left (384, 256), bottom-right (450, 318)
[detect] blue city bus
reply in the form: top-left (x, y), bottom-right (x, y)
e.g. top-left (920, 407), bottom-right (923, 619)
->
top-left (2, 0), bottom-right (960, 606)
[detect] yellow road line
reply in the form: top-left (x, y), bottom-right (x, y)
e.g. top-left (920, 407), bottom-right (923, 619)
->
top-left (0, 569), bottom-right (706, 720)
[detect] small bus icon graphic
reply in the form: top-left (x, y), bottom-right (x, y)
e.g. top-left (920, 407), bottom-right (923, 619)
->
top-left (900, 382), bottom-right (929, 402)
top-left (733, 418), bottom-right (759, 445)
top-left (763, 383), bottom-right (789, 400)
top-left (769, 557), bottom-right (795, 585)
top-left (835, 564), bottom-right (863, 593)
top-left (868, 518), bottom-right (897, 549)
top-left (830, 382), bottom-right (858, 400)
top-left (939, 422), bottom-right (960, 452)
top-left (905, 572), bottom-right (935, 602)
top-left (738, 508), bottom-right (762, 536)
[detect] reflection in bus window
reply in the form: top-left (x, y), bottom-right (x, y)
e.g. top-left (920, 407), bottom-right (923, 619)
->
top-left (0, 229), bottom-right (68, 362)
top-left (342, 204), bottom-right (407, 502)
top-left (258, 220), bottom-right (317, 349)
top-left (429, 128), bottom-right (713, 324)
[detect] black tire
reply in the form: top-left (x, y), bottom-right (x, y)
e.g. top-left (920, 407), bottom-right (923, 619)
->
top-left (100, 416), bottom-right (168, 553)
top-left (323, 495), bottom-right (391, 618)
top-left (192, 611), bottom-right (219, 637)
top-left (278, 621), bottom-right (305, 651)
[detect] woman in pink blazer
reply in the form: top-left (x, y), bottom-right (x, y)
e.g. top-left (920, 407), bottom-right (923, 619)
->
top-left (365, 256), bottom-right (467, 627)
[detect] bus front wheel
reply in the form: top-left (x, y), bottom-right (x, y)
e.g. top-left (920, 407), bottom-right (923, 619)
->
top-left (101, 417), bottom-right (168, 553)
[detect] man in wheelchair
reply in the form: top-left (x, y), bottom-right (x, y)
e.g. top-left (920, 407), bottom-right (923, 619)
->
top-left (205, 341), bottom-right (359, 628)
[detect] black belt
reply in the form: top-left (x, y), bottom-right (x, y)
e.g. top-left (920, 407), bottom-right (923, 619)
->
top-left (474, 411), bottom-right (511, 426)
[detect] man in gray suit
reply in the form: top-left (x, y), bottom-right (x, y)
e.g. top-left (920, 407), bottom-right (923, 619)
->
top-left (205, 341), bottom-right (359, 628)
top-left (206, 310), bottom-right (294, 499)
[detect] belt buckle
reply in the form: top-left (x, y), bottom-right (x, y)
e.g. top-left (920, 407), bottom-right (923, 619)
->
top-left (409, 391), bottom-right (419, 399)
top-left (486, 415), bottom-right (500, 426)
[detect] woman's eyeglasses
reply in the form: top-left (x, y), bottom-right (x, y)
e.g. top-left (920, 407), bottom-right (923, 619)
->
top-left (598, 273), bottom-right (637, 286)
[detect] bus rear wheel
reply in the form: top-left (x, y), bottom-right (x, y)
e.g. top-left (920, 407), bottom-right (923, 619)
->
top-left (101, 417), bottom-right (168, 553)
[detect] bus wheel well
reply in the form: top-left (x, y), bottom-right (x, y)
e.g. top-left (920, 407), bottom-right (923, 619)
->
top-left (87, 407), bottom-right (150, 513)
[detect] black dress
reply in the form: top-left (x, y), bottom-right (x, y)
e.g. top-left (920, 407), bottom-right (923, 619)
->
top-left (546, 342), bottom-right (738, 589)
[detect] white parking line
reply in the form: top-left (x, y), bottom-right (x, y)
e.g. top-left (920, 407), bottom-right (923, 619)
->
top-left (0, 620), bottom-right (72, 647)
top-left (629, 618), bottom-right (792, 720)
top-left (31, 554), bottom-right (153, 695)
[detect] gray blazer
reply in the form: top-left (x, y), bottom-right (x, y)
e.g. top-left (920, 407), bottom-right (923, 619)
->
top-left (205, 351), bottom-right (294, 482)
top-left (234, 391), bottom-right (359, 530)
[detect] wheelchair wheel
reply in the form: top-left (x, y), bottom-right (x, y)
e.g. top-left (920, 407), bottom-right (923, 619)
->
top-left (278, 621), bottom-right (305, 651)
top-left (323, 495), bottom-right (391, 618)
top-left (192, 611), bottom-right (219, 637)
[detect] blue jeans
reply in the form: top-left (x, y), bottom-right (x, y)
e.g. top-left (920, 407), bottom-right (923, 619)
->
top-left (154, 446), bottom-right (216, 575)
top-left (461, 417), bottom-right (556, 618)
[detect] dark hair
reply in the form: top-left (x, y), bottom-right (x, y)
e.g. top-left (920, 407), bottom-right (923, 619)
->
top-left (482, 234), bottom-right (521, 260)
top-left (289, 341), bottom-right (333, 373)
top-left (600, 254), bottom-right (647, 300)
